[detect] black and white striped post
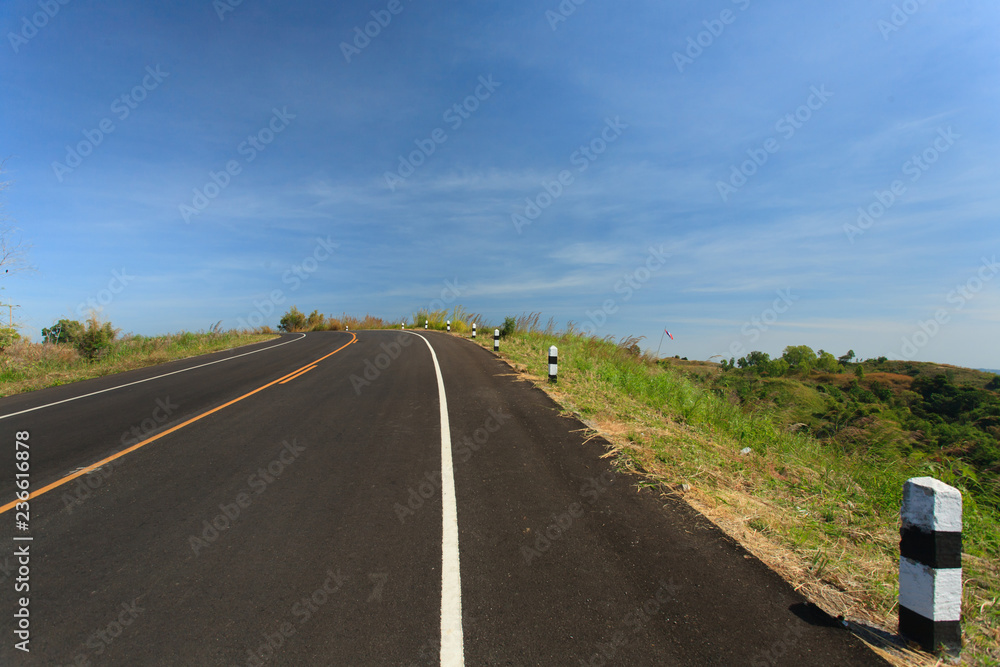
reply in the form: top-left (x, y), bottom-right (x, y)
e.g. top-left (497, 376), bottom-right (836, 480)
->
top-left (424, 320), bottom-right (428, 329)
top-left (447, 320), bottom-right (451, 332)
top-left (493, 328), bottom-right (499, 352)
top-left (472, 323), bottom-right (476, 338)
top-left (899, 477), bottom-right (962, 656)
top-left (548, 345), bottom-right (558, 382)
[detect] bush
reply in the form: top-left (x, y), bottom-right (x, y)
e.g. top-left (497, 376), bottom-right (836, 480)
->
top-left (305, 310), bottom-right (325, 330)
top-left (42, 319), bottom-right (85, 344)
top-left (499, 316), bottom-right (517, 339)
top-left (279, 306), bottom-right (307, 332)
top-left (815, 351), bottom-right (840, 373)
top-left (77, 316), bottom-right (118, 360)
top-left (41, 317), bottom-right (117, 359)
top-left (763, 358), bottom-right (789, 377)
top-left (870, 381), bottom-right (893, 402)
top-left (0, 327), bottom-right (20, 351)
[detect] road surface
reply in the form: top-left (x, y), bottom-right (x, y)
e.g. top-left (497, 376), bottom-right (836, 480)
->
top-left (0, 331), bottom-right (886, 665)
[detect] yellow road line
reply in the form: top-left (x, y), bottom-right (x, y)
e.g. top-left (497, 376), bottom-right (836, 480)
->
top-left (0, 333), bottom-right (357, 515)
top-left (279, 365), bottom-right (317, 384)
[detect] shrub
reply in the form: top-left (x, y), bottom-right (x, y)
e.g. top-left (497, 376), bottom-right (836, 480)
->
top-left (42, 316), bottom-right (117, 359)
top-left (815, 351), bottom-right (840, 373)
top-left (279, 306), bottom-right (307, 332)
top-left (42, 319), bottom-right (85, 344)
top-left (305, 310), bottom-right (325, 330)
top-left (77, 316), bottom-right (118, 360)
top-left (499, 316), bottom-right (517, 339)
top-left (0, 327), bottom-right (20, 351)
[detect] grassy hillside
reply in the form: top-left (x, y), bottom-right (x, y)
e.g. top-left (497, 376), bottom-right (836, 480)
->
top-left (466, 328), bottom-right (999, 666)
top-left (682, 357), bottom-right (1000, 519)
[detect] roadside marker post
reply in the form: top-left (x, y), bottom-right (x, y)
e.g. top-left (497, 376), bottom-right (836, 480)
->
top-left (472, 323), bottom-right (476, 338)
top-left (493, 329), bottom-right (499, 352)
top-left (899, 477), bottom-right (962, 657)
top-left (447, 320), bottom-right (451, 332)
top-left (548, 346), bottom-right (558, 382)
top-left (425, 320), bottom-right (428, 329)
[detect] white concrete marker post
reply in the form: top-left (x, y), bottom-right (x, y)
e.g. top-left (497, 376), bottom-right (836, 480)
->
top-left (447, 320), bottom-right (451, 332)
top-left (493, 329), bottom-right (499, 352)
top-left (425, 320), bottom-right (428, 329)
top-left (548, 345), bottom-right (557, 382)
top-left (472, 323), bottom-right (476, 338)
top-left (899, 477), bottom-right (962, 656)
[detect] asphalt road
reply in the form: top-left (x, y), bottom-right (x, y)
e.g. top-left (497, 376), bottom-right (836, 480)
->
top-left (0, 331), bottom-right (887, 665)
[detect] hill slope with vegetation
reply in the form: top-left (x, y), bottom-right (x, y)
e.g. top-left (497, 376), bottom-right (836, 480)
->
top-left (711, 347), bottom-right (1000, 518)
top-left (460, 316), bottom-right (999, 666)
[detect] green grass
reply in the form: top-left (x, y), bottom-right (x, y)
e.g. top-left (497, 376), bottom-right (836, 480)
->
top-left (409, 305), bottom-right (488, 333)
top-left (0, 330), bottom-right (278, 397)
top-left (467, 329), bottom-right (1000, 666)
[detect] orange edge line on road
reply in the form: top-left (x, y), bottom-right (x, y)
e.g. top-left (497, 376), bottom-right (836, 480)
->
top-left (1, 332), bottom-right (358, 515)
top-left (279, 365), bottom-right (317, 384)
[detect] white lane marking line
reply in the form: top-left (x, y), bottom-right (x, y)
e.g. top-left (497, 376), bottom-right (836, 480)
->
top-left (0, 333), bottom-right (308, 420)
top-left (406, 331), bottom-right (464, 666)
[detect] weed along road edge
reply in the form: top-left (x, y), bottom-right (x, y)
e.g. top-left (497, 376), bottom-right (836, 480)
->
top-left (1, 331), bottom-right (886, 664)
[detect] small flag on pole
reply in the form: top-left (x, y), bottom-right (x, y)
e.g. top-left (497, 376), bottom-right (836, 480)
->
top-left (656, 326), bottom-right (674, 358)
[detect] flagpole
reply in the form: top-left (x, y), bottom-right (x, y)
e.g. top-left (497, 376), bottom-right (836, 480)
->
top-left (655, 329), bottom-right (666, 359)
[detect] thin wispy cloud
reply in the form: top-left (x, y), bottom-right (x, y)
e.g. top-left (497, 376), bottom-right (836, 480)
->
top-left (1, 0), bottom-right (997, 367)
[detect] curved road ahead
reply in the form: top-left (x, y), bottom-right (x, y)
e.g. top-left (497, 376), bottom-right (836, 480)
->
top-left (0, 331), bottom-right (886, 665)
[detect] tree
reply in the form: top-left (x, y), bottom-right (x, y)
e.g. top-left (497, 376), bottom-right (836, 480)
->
top-left (782, 345), bottom-right (816, 372)
top-left (816, 350), bottom-right (840, 373)
top-left (737, 350), bottom-right (770, 370)
top-left (838, 349), bottom-right (855, 364)
top-left (42, 319), bottom-right (85, 344)
top-left (987, 375), bottom-right (1000, 392)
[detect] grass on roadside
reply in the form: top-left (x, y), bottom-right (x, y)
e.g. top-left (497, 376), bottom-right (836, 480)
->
top-left (466, 328), bottom-right (1000, 667)
top-left (0, 330), bottom-right (278, 398)
top-left (409, 305), bottom-right (489, 333)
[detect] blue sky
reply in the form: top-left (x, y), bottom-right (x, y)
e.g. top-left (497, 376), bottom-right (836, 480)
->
top-left (2, 0), bottom-right (998, 368)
